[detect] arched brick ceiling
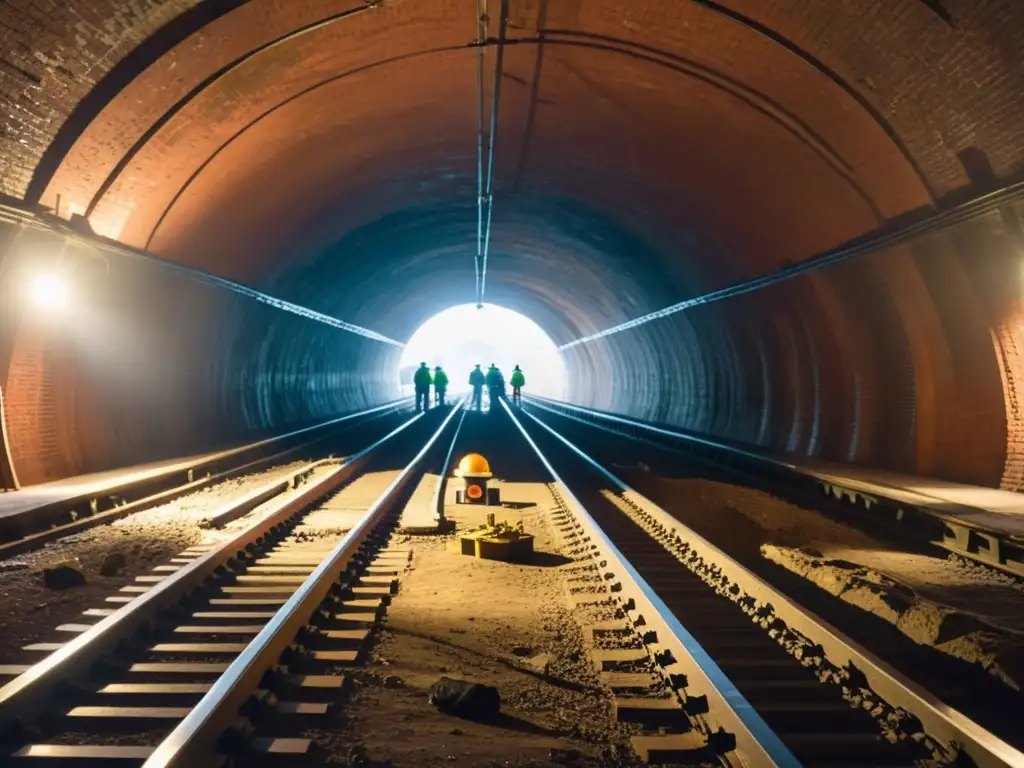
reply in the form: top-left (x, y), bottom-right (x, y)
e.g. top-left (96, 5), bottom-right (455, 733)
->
top-left (2, 0), bottom-right (1024, 490)
top-left (19, 0), bottom-right (938, 275)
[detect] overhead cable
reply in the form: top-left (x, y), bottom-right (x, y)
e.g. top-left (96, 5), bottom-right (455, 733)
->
top-left (559, 179), bottom-right (1024, 351)
top-left (477, 0), bottom-right (509, 307)
top-left (0, 206), bottom-right (404, 347)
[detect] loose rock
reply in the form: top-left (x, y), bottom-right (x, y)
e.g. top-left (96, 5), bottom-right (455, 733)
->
top-left (42, 559), bottom-right (86, 590)
top-left (99, 551), bottom-right (127, 576)
top-left (550, 747), bottom-right (581, 763)
top-left (427, 677), bottom-right (501, 720)
top-left (528, 652), bottom-right (553, 675)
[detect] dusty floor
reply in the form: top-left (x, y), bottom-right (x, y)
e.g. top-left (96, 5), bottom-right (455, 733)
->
top-left (0, 460), bottom-right (314, 666)
top-left (620, 470), bottom-right (1024, 689)
top-left (309, 479), bottom-right (634, 767)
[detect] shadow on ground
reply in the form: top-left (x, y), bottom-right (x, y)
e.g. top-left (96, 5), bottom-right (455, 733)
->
top-left (500, 500), bottom-right (538, 510)
top-left (389, 626), bottom-right (599, 694)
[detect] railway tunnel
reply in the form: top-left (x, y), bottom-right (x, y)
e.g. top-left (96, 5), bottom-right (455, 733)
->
top-left (1, 0), bottom-right (1022, 493)
top-left (4, 3), bottom-right (1024, 766)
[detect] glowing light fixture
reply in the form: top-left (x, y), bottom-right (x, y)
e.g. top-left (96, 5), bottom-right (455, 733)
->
top-left (28, 272), bottom-right (69, 311)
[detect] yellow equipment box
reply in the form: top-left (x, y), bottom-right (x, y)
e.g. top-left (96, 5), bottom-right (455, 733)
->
top-left (456, 516), bottom-right (534, 562)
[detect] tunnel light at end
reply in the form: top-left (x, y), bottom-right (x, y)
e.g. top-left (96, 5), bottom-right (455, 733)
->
top-left (400, 302), bottom-right (567, 399)
top-left (28, 272), bottom-right (70, 312)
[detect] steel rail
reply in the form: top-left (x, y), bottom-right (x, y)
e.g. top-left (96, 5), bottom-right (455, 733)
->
top-left (0, 411), bottom-right (424, 732)
top-left (500, 400), bottom-right (799, 768)
top-left (519, 406), bottom-right (1024, 768)
top-left (527, 395), bottom-right (795, 471)
top-left (145, 402), bottom-right (465, 767)
top-left (526, 393), bottom-right (1012, 526)
top-left (0, 398), bottom-right (412, 557)
top-left (200, 458), bottom-right (334, 530)
top-left (430, 397), bottom-right (470, 524)
top-left (525, 396), bottom-right (1024, 577)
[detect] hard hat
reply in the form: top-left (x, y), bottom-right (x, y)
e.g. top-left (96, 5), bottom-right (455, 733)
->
top-left (434, 366), bottom-right (441, 370)
top-left (455, 453), bottom-right (492, 478)
top-left (420, 361), bottom-right (427, 366)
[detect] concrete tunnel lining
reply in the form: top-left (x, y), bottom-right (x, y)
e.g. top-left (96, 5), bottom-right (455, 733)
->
top-left (1, 0), bottom-right (1024, 491)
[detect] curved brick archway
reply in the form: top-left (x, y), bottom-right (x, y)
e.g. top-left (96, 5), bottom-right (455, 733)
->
top-left (1, 0), bottom-right (1023, 490)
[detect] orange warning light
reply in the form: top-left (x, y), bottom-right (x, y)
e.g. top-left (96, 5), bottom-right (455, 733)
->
top-left (455, 453), bottom-right (492, 477)
top-left (466, 484), bottom-right (483, 500)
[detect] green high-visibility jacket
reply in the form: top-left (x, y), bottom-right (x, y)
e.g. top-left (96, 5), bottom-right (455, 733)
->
top-left (434, 370), bottom-right (449, 387)
top-left (413, 367), bottom-right (432, 387)
top-left (510, 370), bottom-right (525, 387)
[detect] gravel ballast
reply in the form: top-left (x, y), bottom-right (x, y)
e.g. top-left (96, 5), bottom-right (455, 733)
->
top-left (0, 461), bottom-right (311, 665)
top-left (311, 479), bottom-right (636, 767)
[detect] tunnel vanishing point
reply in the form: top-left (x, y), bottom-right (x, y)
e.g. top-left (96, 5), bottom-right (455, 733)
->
top-left (1, 0), bottom-right (1024, 493)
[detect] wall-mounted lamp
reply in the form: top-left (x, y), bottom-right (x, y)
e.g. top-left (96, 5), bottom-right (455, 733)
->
top-left (27, 272), bottom-right (69, 312)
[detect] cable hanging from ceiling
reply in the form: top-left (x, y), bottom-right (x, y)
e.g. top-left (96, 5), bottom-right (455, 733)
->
top-left (475, 0), bottom-right (509, 308)
top-left (474, 0), bottom-right (487, 307)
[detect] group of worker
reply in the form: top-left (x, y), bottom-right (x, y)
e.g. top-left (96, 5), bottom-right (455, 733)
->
top-left (413, 363), bottom-right (525, 412)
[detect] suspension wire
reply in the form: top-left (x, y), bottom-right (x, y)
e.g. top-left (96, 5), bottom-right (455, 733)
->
top-left (474, 0), bottom-right (487, 307)
top-left (0, 206), bottom-right (404, 347)
top-left (149, 259), bottom-right (405, 346)
top-left (478, 0), bottom-right (509, 308)
top-left (558, 178), bottom-right (1024, 352)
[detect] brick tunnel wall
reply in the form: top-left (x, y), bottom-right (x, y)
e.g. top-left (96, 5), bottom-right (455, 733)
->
top-left (0, 0), bottom-right (211, 201)
top-left (5, 2), bottom-right (1024, 204)
top-left (1, 205), bottom-right (1021, 490)
top-left (2, 0), bottom-right (1024, 491)
top-left (0, 218), bottom-right (400, 486)
top-left (561, 208), bottom-right (1022, 490)
top-left (3, 319), bottom-right (79, 485)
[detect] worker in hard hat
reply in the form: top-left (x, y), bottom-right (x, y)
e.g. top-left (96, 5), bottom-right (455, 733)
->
top-left (485, 364), bottom-right (505, 410)
top-left (468, 364), bottom-right (485, 411)
top-left (510, 365), bottom-right (525, 407)
top-left (413, 362), bottom-right (432, 413)
top-left (433, 365), bottom-right (449, 406)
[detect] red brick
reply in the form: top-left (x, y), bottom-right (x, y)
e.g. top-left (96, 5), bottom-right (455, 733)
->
top-left (1, 0), bottom-right (1024, 490)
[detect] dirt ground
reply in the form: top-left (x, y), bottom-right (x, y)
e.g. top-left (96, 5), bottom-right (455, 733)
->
top-left (310, 479), bottom-right (634, 767)
top-left (619, 470), bottom-right (1024, 689)
top-left (0, 460), bottom-right (315, 666)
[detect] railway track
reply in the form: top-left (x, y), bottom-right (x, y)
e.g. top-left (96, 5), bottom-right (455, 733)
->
top-left (522, 397), bottom-right (1024, 742)
top-left (0, 400), bottom-right (412, 561)
top-left (500, 400), bottom-right (1024, 768)
top-left (524, 396), bottom-right (1024, 584)
top-left (6, 395), bottom-right (1022, 767)
top-left (0, 403), bottom-right (464, 766)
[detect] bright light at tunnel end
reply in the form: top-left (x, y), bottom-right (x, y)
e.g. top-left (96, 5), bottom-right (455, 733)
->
top-left (400, 303), bottom-right (567, 399)
top-left (27, 272), bottom-right (70, 312)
